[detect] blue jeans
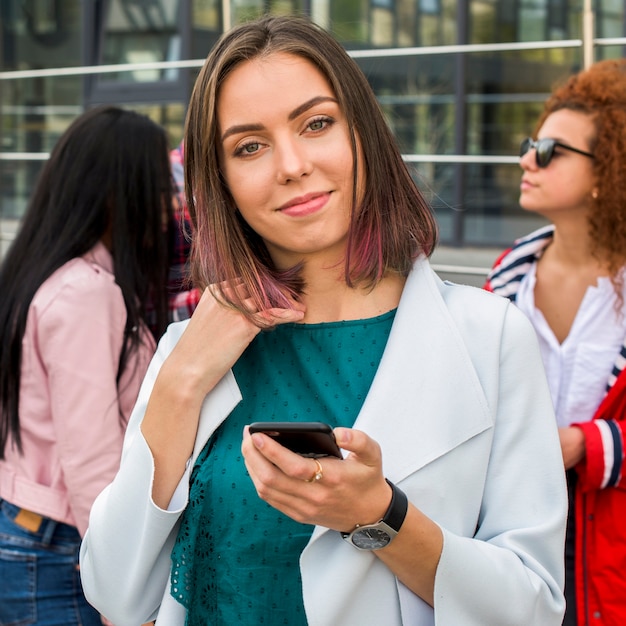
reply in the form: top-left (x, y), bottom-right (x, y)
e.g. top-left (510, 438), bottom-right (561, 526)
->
top-left (0, 499), bottom-right (101, 626)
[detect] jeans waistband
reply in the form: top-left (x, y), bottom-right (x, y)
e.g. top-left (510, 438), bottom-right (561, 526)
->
top-left (0, 499), bottom-right (78, 545)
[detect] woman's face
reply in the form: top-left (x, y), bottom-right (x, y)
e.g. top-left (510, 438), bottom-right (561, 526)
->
top-left (519, 109), bottom-right (596, 219)
top-left (217, 52), bottom-right (362, 269)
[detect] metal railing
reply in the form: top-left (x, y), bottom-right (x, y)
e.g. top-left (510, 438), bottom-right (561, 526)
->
top-left (2, 33), bottom-right (625, 270)
top-left (2, 36), bottom-right (624, 83)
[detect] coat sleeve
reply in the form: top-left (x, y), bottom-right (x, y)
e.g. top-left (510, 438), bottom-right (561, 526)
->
top-left (573, 367), bottom-right (626, 492)
top-left (79, 328), bottom-right (190, 626)
top-left (433, 303), bottom-right (567, 625)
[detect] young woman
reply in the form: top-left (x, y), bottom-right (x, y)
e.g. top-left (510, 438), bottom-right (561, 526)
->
top-left (485, 60), bottom-right (626, 625)
top-left (81, 16), bottom-right (567, 626)
top-left (0, 105), bottom-right (172, 625)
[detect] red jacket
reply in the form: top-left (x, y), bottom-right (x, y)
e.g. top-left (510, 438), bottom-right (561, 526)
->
top-left (574, 369), bottom-right (626, 626)
top-left (485, 225), bottom-right (626, 625)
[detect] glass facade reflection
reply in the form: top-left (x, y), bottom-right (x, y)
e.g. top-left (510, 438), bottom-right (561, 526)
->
top-left (100, 0), bottom-right (184, 82)
top-left (2, 0), bottom-right (626, 257)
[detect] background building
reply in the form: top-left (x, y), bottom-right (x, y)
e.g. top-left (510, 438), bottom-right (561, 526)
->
top-left (1, 0), bottom-right (625, 279)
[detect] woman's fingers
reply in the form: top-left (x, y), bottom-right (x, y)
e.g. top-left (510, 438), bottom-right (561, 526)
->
top-left (241, 426), bottom-right (388, 530)
top-left (205, 281), bottom-right (306, 327)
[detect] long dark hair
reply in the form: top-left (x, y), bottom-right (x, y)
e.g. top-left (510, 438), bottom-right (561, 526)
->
top-left (0, 105), bottom-right (172, 457)
top-left (184, 14), bottom-right (438, 316)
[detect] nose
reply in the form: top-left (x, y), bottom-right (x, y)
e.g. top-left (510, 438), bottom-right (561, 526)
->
top-left (275, 136), bottom-right (312, 184)
top-left (519, 147), bottom-right (537, 171)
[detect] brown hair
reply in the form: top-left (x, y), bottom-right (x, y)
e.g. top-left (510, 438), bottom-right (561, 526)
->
top-left (536, 59), bottom-right (626, 289)
top-left (183, 14), bottom-right (438, 313)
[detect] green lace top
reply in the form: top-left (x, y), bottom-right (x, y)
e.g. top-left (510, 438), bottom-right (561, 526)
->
top-left (170, 310), bottom-right (395, 625)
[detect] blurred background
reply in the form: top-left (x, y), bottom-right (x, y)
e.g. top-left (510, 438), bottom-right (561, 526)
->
top-left (1, 0), bottom-right (624, 284)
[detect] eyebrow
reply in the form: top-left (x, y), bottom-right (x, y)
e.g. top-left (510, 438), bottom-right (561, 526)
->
top-left (220, 96), bottom-right (338, 142)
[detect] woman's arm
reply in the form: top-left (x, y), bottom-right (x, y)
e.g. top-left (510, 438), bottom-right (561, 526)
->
top-left (559, 426), bottom-right (586, 469)
top-left (568, 361), bottom-right (626, 492)
top-left (80, 288), bottom-right (304, 624)
top-left (141, 288), bottom-right (304, 507)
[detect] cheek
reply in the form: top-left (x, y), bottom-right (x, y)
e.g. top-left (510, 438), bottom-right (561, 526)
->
top-left (224, 171), bottom-right (256, 214)
top-left (223, 166), bottom-right (269, 213)
top-left (561, 170), bottom-right (594, 198)
top-left (339, 140), bottom-right (356, 173)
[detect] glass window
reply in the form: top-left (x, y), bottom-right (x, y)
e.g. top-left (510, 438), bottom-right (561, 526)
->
top-left (397, 0), bottom-right (417, 45)
top-left (356, 53), bottom-right (457, 154)
top-left (457, 47), bottom-right (578, 245)
top-left (372, 7), bottom-right (396, 46)
top-left (1, 1), bottom-right (82, 247)
top-left (0, 1), bottom-right (82, 71)
top-left (84, 0), bottom-right (191, 107)
top-left (519, 0), bottom-right (548, 40)
top-left (547, 0), bottom-right (568, 39)
top-left (4, 0), bottom-right (626, 254)
top-left (1, 81), bottom-right (81, 235)
top-left (192, 0), bottom-right (222, 59)
top-left (463, 163), bottom-right (548, 245)
top-left (99, 0), bottom-right (184, 83)
top-left (230, 0), bottom-right (308, 24)
top-left (329, 0), bottom-right (458, 48)
top-left (597, 0), bottom-right (625, 39)
top-left (471, 0), bottom-right (499, 43)
top-left (420, 0), bottom-right (441, 15)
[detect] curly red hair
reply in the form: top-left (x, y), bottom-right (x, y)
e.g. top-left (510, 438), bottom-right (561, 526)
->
top-left (535, 59), bottom-right (626, 293)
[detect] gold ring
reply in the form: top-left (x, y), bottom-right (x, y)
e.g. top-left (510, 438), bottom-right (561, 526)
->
top-left (305, 458), bottom-right (323, 483)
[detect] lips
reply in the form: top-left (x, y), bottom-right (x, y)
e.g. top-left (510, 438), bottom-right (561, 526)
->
top-left (278, 192), bottom-right (330, 217)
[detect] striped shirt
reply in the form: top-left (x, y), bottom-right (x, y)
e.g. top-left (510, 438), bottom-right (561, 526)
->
top-left (485, 226), bottom-right (626, 490)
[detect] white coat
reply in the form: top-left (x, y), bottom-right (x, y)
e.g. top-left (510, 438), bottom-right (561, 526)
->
top-left (80, 258), bottom-right (567, 625)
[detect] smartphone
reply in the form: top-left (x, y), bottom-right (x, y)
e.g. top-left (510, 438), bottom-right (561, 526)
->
top-left (248, 421), bottom-right (343, 459)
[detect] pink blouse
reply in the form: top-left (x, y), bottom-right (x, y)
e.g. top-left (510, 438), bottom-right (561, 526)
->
top-left (0, 243), bottom-right (156, 535)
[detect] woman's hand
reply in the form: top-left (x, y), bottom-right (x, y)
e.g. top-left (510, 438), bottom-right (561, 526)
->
top-left (241, 426), bottom-right (392, 533)
top-left (165, 284), bottom-right (306, 398)
top-left (559, 426), bottom-right (586, 469)
top-left (242, 425), bottom-right (443, 606)
top-left (142, 284), bottom-right (305, 508)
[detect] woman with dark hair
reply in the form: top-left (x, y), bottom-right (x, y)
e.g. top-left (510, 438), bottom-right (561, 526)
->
top-left (0, 105), bottom-right (172, 625)
top-left (81, 16), bottom-right (566, 626)
top-left (485, 59), bottom-right (626, 626)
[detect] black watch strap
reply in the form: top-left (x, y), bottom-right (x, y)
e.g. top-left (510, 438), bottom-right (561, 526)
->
top-left (380, 479), bottom-right (408, 532)
top-left (341, 478), bottom-right (408, 539)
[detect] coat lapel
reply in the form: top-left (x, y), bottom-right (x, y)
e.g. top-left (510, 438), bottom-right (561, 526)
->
top-left (191, 370), bottom-right (242, 465)
top-left (352, 258), bottom-right (493, 483)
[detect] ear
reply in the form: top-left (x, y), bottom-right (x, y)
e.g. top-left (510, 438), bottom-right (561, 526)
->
top-left (591, 188), bottom-right (599, 199)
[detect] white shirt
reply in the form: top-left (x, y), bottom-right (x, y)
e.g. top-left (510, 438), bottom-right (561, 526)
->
top-left (516, 263), bottom-right (626, 428)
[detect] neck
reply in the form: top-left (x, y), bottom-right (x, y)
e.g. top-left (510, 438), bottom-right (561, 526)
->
top-left (543, 217), bottom-right (608, 273)
top-left (298, 265), bottom-right (406, 324)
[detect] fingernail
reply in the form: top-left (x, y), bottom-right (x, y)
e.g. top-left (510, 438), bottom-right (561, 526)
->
top-left (336, 427), bottom-right (350, 445)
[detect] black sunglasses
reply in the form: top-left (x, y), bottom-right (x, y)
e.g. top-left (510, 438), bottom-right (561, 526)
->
top-left (520, 137), bottom-right (594, 168)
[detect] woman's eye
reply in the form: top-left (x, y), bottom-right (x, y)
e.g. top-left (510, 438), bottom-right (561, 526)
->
top-left (235, 142), bottom-right (260, 156)
top-left (308, 117), bottom-right (333, 132)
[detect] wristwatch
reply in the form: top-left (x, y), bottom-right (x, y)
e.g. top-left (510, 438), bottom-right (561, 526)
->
top-left (341, 479), bottom-right (408, 551)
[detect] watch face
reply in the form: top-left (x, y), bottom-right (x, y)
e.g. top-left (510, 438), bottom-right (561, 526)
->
top-left (351, 527), bottom-right (392, 550)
